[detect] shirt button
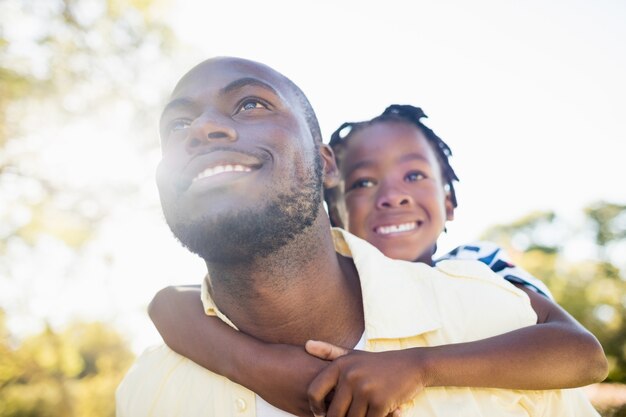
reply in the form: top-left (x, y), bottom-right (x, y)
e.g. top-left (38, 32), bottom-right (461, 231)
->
top-left (235, 398), bottom-right (247, 412)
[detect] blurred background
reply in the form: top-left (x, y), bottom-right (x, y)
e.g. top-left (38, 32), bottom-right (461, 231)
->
top-left (1, 0), bottom-right (625, 415)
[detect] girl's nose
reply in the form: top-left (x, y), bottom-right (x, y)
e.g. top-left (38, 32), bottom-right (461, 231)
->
top-left (376, 188), bottom-right (414, 209)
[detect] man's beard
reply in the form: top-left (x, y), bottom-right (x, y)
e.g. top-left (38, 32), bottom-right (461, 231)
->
top-left (166, 153), bottom-right (323, 264)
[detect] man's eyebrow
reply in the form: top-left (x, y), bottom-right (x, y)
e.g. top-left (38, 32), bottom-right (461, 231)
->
top-left (219, 77), bottom-right (279, 96)
top-left (161, 97), bottom-right (195, 118)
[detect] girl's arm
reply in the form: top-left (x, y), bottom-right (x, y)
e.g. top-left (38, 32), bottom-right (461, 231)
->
top-left (426, 284), bottom-right (608, 388)
top-left (148, 285), bottom-right (326, 417)
top-left (306, 286), bottom-right (608, 417)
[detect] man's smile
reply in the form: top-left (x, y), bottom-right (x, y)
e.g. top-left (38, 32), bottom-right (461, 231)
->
top-left (178, 150), bottom-right (265, 192)
top-left (193, 164), bottom-right (253, 183)
top-left (187, 163), bottom-right (261, 193)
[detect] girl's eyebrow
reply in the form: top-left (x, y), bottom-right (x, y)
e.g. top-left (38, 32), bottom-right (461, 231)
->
top-left (398, 153), bottom-right (431, 164)
top-left (344, 152), bottom-right (431, 176)
top-left (343, 159), bottom-right (374, 177)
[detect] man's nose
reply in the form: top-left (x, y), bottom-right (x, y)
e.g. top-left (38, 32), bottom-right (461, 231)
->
top-left (376, 186), bottom-right (414, 209)
top-left (185, 114), bottom-right (237, 152)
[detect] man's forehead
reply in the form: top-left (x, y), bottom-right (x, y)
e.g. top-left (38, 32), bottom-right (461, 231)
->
top-left (170, 57), bottom-right (288, 99)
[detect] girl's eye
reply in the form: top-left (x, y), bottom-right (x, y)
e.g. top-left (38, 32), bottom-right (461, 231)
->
top-left (349, 178), bottom-right (375, 190)
top-left (405, 171), bottom-right (426, 182)
top-left (237, 99), bottom-right (269, 113)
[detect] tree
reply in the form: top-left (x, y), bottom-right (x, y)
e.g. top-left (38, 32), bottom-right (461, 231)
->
top-left (0, 310), bottom-right (134, 417)
top-left (482, 201), bottom-right (626, 384)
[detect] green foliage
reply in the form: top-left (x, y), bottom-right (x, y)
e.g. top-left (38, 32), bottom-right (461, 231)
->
top-left (0, 66), bottom-right (38, 148)
top-left (0, 313), bottom-right (134, 417)
top-left (482, 201), bottom-right (626, 384)
top-left (481, 210), bottom-right (559, 253)
top-left (586, 202), bottom-right (626, 248)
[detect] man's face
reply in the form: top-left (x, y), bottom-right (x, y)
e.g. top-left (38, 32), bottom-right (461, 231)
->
top-left (156, 57), bottom-right (322, 263)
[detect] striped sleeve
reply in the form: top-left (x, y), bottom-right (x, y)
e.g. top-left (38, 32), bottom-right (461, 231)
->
top-left (436, 241), bottom-right (553, 299)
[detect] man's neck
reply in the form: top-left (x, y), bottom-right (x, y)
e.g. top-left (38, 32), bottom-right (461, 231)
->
top-left (205, 218), bottom-right (364, 347)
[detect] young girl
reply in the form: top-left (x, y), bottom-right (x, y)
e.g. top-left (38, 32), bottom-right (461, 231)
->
top-left (148, 104), bottom-right (607, 417)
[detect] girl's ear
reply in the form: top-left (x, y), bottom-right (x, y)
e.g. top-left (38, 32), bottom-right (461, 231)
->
top-left (445, 190), bottom-right (455, 221)
top-left (320, 144), bottom-right (340, 188)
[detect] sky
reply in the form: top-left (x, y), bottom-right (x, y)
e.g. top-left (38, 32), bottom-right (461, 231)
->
top-left (5, 0), bottom-right (626, 353)
top-left (165, 0), bottom-right (626, 237)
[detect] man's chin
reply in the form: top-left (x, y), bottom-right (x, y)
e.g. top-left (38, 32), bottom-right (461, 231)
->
top-left (168, 198), bottom-right (318, 264)
top-left (168, 213), bottom-right (255, 264)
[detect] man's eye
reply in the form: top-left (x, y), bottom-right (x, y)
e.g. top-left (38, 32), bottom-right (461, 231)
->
top-left (349, 178), bottom-right (375, 190)
top-left (406, 171), bottom-right (426, 182)
top-left (237, 99), bottom-right (268, 113)
top-left (168, 119), bottom-right (191, 134)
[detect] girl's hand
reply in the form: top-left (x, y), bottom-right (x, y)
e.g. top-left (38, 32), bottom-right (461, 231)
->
top-left (305, 340), bottom-right (427, 417)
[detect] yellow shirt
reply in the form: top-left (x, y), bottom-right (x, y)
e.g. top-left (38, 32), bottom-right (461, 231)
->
top-left (117, 228), bottom-right (599, 417)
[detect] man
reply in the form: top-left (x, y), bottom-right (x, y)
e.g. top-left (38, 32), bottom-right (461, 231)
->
top-left (117, 56), bottom-right (599, 417)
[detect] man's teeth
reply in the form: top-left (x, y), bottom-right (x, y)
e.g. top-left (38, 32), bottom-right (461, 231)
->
top-left (376, 222), bottom-right (417, 235)
top-left (193, 164), bottom-right (252, 182)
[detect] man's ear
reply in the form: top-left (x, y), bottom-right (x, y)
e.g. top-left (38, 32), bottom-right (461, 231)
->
top-left (320, 144), bottom-right (340, 188)
top-left (445, 191), bottom-right (455, 221)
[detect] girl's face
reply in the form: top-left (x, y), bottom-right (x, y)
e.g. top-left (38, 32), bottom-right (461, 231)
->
top-left (336, 121), bottom-right (454, 264)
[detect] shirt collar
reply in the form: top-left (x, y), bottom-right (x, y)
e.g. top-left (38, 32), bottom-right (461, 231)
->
top-left (332, 228), bottom-right (442, 340)
top-left (201, 228), bottom-right (442, 339)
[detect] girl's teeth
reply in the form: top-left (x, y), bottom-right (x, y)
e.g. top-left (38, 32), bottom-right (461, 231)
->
top-left (377, 222), bottom-right (417, 235)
